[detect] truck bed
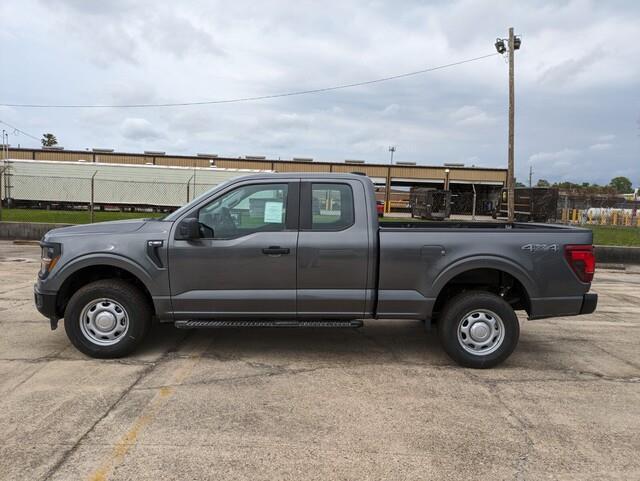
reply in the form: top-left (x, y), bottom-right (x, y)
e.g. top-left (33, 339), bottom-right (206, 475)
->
top-left (376, 220), bottom-right (593, 321)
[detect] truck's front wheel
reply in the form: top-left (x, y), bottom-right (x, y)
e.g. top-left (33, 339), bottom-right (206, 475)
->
top-left (64, 279), bottom-right (151, 358)
top-left (438, 291), bottom-right (519, 368)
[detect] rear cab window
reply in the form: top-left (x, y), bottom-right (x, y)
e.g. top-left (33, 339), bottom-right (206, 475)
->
top-left (308, 183), bottom-right (354, 231)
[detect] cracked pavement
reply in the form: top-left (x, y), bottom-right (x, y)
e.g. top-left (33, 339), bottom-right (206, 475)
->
top-left (0, 241), bottom-right (639, 481)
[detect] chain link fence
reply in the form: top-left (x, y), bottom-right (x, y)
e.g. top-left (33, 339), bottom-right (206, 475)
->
top-left (2, 167), bottom-right (638, 229)
top-left (557, 193), bottom-right (640, 227)
top-left (0, 171), bottom-right (217, 224)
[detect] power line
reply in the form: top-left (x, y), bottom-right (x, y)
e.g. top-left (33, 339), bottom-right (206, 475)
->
top-left (0, 53), bottom-right (499, 109)
top-left (0, 120), bottom-right (40, 141)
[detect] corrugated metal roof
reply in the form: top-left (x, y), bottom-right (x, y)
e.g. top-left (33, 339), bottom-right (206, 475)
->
top-left (5, 148), bottom-right (508, 184)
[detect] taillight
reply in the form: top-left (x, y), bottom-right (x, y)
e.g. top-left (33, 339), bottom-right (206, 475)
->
top-left (564, 244), bottom-right (595, 283)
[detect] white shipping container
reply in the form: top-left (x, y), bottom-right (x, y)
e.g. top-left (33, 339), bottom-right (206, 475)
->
top-left (3, 159), bottom-right (271, 207)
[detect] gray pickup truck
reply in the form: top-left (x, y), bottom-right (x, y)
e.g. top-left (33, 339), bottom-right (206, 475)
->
top-left (34, 173), bottom-right (597, 368)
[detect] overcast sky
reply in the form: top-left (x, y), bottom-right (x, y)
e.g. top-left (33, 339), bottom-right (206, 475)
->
top-left (1, 0), bottom-right (638, 185)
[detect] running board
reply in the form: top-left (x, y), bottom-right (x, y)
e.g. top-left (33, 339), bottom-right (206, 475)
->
top-left (174, 319), bottom-right (363, 329)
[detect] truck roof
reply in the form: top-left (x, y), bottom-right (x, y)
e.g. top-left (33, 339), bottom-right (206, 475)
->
top-left (229, 172), bottom-right (372, 181)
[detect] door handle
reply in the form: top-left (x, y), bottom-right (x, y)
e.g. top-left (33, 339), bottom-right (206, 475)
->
top-left (262, 246), bottom-right (290, 256)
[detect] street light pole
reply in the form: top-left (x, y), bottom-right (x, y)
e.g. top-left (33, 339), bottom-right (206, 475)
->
top-left (388, 146), bottom-right (396, 165)
top-left (507, 27), bottom-right (516, 223)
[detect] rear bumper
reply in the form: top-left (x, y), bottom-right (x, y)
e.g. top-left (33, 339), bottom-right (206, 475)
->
top-left (579, 293), bottom-right (598, 315)
top-left (528, 292), bottom-right (597, 320)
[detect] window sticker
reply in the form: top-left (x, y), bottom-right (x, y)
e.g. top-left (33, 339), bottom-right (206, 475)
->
top-left (264, 201), bottom-right (284, 223)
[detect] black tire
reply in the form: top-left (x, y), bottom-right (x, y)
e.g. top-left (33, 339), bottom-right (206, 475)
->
top-left (437, 291), bottom-right (519, 369)
top-left (64, 279), bottom-right (152, 358)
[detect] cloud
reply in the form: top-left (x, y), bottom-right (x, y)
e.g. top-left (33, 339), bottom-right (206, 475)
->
top-left (597, 134), bottom-right (615, 142)
top-left (148, 16), bottom-right (225, 58)
top-left (529, 148), bottom-right (580, 168)
top-left (450, 105), bottom-right (496, 127)
top-left (1, 0), bottom-right (638, 184)
top-left (538, 48), bottom-right (605, 86)
top-left (381, 104), bottom-right (400, 116)
top-left (120, 118), bottom-right (164, 141)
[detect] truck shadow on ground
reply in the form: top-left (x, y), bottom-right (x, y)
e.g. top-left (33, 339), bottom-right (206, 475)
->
top-left (138, 320), bottom-right (451, 366)
top-left (132, 320), bottom-right (639, 378)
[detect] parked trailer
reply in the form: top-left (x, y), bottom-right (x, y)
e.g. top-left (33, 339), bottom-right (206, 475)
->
top-left (409, 188), bottom-right (451, 220)
top-left (493, 187), bottom-right (559, 222)
top-left (2, 159), bottom-right (270, 209)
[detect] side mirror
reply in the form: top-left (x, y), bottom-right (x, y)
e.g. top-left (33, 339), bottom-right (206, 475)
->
top-left (176, 217), bottom-right (201, 240)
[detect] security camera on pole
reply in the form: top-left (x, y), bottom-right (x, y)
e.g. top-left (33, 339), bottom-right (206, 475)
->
top-left (495, 28), bottom-right (521, 223)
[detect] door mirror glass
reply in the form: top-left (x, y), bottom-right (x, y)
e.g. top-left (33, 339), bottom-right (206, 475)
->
top-left (176, 217), bottom-right (201, 240)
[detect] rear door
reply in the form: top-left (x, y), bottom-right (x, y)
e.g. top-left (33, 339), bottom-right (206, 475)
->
top-left (296, 180), bottom-right (370, 319)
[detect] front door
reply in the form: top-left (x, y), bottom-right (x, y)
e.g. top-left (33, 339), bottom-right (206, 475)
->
top-left (168, 181), bottom-right (299, 319)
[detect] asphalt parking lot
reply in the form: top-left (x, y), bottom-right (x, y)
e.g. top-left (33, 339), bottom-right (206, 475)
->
top-left (1, 241), bottom-right (639, 481)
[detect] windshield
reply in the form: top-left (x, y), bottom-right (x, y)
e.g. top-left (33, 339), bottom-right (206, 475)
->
top-left (162, 178), bottom-right (235, 222)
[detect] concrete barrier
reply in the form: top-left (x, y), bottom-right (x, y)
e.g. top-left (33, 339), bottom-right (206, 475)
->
top-left (595, 245), bottom-right (640, 265)
top-left (0, 222), bottom-right (71, 241)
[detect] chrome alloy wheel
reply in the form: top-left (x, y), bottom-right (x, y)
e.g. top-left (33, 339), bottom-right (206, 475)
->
top-left (79, 298), bottom-right (129, 346)
top-left (457, 309), bottom-right (505, 356)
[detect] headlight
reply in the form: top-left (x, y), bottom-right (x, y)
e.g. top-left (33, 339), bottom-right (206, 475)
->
top-left (39, 242), bottom-right (61, 278)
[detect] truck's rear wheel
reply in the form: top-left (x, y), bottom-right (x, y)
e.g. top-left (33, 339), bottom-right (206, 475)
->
top-left (64, 279), bottom-right (151, 358)
top-left (438, 291), bottom-right (519, 368)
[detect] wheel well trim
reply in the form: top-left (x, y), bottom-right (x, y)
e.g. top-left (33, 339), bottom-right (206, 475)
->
top-left (431, 256), bottom-right (537, 303)
top-left (54, 254), bottom-right (154, 288)
top-left (52, 254), bottom-right (158, 315)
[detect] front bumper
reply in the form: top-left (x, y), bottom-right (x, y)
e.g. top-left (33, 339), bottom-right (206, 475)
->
top-left (580, 293), bottom-right (598, 315)
top-left (34, 284), bottom-right (60, 329)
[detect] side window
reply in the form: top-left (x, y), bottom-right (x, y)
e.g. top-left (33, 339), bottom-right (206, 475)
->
top-left (198, 183), bottom-right (288, 239)
top-left (311, 183), bottom-right (354, 230)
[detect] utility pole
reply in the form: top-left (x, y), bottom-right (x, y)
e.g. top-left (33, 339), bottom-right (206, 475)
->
top-left (495, 28), bottom-right (521, 223)
top-left (507, 27), bottom-right (516, 222)
top-left (388, 146), bottom-right (396, 165)
top-left (0, 131), bottom-right (6, 221)
top-left (528, 164), bottom-right (533, 188)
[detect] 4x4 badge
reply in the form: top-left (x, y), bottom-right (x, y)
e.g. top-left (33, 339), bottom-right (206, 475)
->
top-left (522, 243), bottom-right (559, 252)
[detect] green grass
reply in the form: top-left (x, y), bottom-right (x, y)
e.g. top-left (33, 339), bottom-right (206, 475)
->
top-left (585, 225), bottom-right (640, 247)
top-left (0, 208), bottom-right (164, 224)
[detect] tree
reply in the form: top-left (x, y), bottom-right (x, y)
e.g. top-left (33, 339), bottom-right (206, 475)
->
top-left (41, 133), bottom-right (58, 147)
top-left (536, 179), bottom-right (550, 187)
top-left (515, 181), bottom-right (525, 187)
top-left (609, 176), bottom-right (633, 194)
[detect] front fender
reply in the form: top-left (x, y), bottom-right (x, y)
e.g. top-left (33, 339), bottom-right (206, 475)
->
top-left (47, 253), bottom-right (156, 294)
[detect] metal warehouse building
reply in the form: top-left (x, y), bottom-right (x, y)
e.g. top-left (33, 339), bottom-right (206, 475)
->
top-left (4, 148), bottom-right (507, 213)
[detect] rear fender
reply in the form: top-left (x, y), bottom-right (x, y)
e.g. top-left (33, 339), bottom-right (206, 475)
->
top-left (431, 256), bottom-right (537, 303)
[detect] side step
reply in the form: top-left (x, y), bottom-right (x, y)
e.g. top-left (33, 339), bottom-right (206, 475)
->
top-left (175, 319), bottom-right (363, 329)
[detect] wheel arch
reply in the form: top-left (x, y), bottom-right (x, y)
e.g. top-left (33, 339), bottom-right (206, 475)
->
top-left (431, 257), bottom-right (536, 317)
top-left (53, 256), bottom-right (155, 318)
